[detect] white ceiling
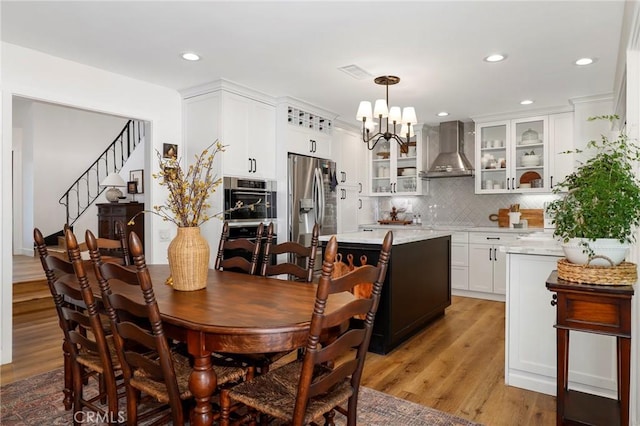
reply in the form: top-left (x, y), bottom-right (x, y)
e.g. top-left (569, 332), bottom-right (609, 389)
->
top-left (0, 1), bottom-right (627, 126)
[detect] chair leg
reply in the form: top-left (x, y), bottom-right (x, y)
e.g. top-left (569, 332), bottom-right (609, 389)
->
top-left (106, 374), bottom-right (119, 424)
top-left (219, 389), bottom-right (231, 426)
top-left (323, 409), bottom-right (336, 426)
top-left (99, 373), bottom-right (107, 404)
top-left (347, 397), bottom-right (357, 426)
top-left (71, 363), bottom-right (84, 426)
top-left (126, 386), bottom-right (139, 426)
top-left (62, 341), bottom-right (73, 410)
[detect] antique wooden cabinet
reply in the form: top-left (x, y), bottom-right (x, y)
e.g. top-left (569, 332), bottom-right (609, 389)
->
top-left (97, 202), bottom-right (145, 251)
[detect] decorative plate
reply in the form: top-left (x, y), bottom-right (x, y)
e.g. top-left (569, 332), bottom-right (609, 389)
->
top-left (520, 171), bottom-right (542, 184)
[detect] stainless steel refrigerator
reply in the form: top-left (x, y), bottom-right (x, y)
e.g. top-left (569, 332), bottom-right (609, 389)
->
top-left (288, 153), bottom-right (337, 250)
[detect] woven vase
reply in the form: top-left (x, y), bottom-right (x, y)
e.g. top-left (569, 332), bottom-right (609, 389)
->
top-left (167, 226), bottom-right (210, 291)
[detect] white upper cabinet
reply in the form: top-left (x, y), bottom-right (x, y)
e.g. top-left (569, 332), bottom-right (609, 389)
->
top-left (475, 112), bottom-right (573, 193)
top-left (333, 128), bottom-right (362, 188)
top-left (221, 91), bottom-right (276, 179)
top-left (547, 112), bottom-right (574, 190)
top-left (368, 129), bottom-right (423, 196)
top-left (475, 120), bottom-right (511, 193)
top-left (280, 103), bottom-right (334, 159)
top-left (182, 82), bottom-right (277, 180)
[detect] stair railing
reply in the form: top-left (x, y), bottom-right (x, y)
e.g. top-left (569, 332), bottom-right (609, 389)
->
top-left (59, 119), bottom-right (145, 226)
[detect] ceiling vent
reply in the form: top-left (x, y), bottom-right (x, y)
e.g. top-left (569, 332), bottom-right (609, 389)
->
top-left (338, 64), bottom-right (372, 80)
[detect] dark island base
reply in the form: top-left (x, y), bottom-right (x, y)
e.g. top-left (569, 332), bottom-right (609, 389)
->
top-left (323, 235), bottom-right (451, 355)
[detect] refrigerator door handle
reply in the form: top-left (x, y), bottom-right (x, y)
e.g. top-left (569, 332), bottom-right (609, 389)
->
top-left (315, 167), bottom-right (325, 225)
top-left (311, 167), bottom-right (319, 224)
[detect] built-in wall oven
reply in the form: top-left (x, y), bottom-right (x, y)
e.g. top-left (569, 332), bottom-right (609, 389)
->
top-left (223, 177), bottom-right (277, 223)
top-left (222, 177), bottom-right (277, 270)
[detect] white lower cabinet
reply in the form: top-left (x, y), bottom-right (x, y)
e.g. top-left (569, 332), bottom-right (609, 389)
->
top-left (467, 232), bottom-right (517, 300)
top-left (450, 232), bottom-right (469, 290)
top-left (505, 252), bottom-right (617, 397)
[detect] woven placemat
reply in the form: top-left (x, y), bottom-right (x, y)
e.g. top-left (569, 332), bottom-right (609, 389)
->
top-left (557, 257), bottom-right (637, 285)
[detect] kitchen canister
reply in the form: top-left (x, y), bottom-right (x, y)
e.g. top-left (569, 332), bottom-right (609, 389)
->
top-left (508, 212), bottom-right (521, 227)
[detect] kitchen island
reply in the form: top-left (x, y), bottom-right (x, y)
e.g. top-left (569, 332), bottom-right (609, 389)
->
top-left (320, 229), bottom-right (451, 354)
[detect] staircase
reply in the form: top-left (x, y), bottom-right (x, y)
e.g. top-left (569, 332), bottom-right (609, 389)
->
top-left (58, 119), bottom-right (145, 226)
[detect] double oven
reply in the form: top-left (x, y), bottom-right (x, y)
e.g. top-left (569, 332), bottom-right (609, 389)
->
top-left (222, 177), bottom-right (277, 268)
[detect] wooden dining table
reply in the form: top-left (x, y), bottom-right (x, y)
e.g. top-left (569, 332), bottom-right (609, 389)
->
top-left (71, 264), bottom-right (355, 426)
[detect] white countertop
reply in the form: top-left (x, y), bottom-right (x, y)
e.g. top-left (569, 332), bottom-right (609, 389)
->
top-left (319, 228), bottom-right (452, 245)
top-left (359, 223), bottom-right (540, 234)
top-left (499, 234), bottom-right (564, 256)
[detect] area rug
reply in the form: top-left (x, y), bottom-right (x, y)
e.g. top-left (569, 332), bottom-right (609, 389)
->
top-left (1, 368), bottom-right (480, 425)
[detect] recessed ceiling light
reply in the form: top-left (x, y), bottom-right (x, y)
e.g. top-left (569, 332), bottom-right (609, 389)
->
top-left (484, 54), bottom-right (506, 63)
top-left (520, 99), bottom-right (534, 105)
top-left (181, 52), bottom-right (201, 61)
top-left (575, 57), bottom-right (594, 66)
top-left (437, 112), bottom-right (449, 117)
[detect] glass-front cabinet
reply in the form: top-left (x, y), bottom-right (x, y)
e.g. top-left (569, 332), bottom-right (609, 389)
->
top-left (475, 116), bottom-right (548, 193)
top-left (476, 121), bottom-right (510, 193)
top-left (369, 131), bottom-right (422, 196)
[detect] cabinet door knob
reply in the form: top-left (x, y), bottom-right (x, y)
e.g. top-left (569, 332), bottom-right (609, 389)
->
top-left (358, 183), bottom-right (362, 193)
top-left (550, 294), bottom-right (557, 306)
top-left (358, 199), bottom-right (362, 209)
top-left (248, 158), bottom-right (252, 173)
top-left (252, 158), bottom-right (257, 173)
top-left (507, 179), bottom-right (510, 190)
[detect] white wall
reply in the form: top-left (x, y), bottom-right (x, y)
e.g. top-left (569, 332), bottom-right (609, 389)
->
top-left (1, 42), bottom-right (182, 364)
top-left (13, 98), bottom-right (130, 254)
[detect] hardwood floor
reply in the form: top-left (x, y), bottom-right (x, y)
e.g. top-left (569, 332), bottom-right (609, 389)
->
top-left (2, 255), bottom-right (556, 425)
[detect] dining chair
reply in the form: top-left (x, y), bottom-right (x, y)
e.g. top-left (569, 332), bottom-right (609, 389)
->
top-left (215, 221), bottom-right (264, 274)
top-left (87, 230), bottom-right (251, 426)
top-left (220, 231), bottom-right (393, 426)
top-left (34, 227), bottom-right (123, 424)
top-left (63, 221), bottom-right (131, 265)
top-left (260, 222), bottom-right (319, 282)
top-left (256, 221), bottom-right (320, 371)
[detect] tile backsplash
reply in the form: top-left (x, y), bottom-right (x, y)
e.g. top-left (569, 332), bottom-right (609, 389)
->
top-left (377, 178), bottom-right (559, 227)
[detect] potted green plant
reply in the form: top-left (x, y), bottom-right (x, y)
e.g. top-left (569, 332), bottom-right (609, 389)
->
top-left (546, 115), bottom-right (640, 266)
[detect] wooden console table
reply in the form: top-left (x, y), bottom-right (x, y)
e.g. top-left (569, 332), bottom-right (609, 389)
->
top-left (546, 271), bottom-right (634, 426)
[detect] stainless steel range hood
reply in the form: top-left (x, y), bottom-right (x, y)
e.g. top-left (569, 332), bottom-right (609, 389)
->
top-left (421, 121), bottom-right (474, 178)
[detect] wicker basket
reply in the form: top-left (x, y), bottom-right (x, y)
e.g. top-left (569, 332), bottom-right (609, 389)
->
top-left (557, 256), bottom-right (637, 285)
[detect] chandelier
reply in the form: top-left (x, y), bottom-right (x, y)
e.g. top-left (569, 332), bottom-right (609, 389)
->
top-left (356, 75), bottom-right (417, 151)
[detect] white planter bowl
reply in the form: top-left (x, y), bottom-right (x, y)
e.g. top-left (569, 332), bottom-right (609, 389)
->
top-left (562, 238), bottom-right (629, 266)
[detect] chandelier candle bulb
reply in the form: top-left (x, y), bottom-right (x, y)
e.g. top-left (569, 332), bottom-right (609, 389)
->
top-left (389, 106), bottom-right (402, 123)
top-left (374, 99), bottom-right (389, 117)
top-left (356, 101), bottom-right (372, 121)
top-left (402, 107), bottom-right (417, 125)
top-left (401, 123), bottom-right (415, 138)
